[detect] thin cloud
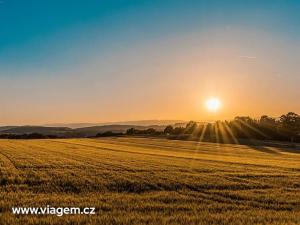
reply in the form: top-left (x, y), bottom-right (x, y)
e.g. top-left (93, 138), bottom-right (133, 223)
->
top-left (239, 55), bottom-right (257, 59)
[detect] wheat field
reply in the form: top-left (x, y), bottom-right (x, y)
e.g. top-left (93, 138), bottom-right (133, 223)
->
top-left (0, 137), bottom-right (300, 224)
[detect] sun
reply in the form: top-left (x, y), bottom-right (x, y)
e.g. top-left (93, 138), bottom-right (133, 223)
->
top-left (205, 97), bottom-right (222, 112)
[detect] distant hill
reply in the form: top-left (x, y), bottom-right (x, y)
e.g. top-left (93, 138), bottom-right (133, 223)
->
top-left (0, 126), bottom-right (18, 132)
top-left (0, 124), bottom-right (166, 137)
top-left (45, 120), bottom-right (185, 129)
top-left (0, 126), bottom-right (73, 136)
top-left (74, 125), bottom-right (165, 137)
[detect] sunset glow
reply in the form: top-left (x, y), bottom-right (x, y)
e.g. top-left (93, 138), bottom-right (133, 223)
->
top-left (205, 98), bottom-right (222, 112)
top-left (0, 1), bottom-right (299, 125)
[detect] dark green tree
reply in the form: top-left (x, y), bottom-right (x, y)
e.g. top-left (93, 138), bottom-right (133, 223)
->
top-left (260, 115), bottom-right (276, 127)
top-left (279, 112), bottom-right (300, 142)
top-left (164, 125), bottom-right (174, 135)
top-left (126, 128), bottom-right (137, 135)
top-left (184, 121), bottom-right (197, 134)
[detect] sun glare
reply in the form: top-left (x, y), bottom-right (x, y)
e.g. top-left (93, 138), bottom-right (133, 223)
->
top-left (205, 97), bottom-right (222, 112)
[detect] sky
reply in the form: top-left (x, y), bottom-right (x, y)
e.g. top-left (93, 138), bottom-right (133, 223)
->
top-left (0, 0), bottom-right (300, 125)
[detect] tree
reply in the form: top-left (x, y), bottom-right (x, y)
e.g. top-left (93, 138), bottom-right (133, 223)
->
top-left (258, 115), bottom-right (279, 140)
top-left (173, 127), bottom-right (185, 135)
top-left (164, 125), bottom-right (174, 135)
top-left (279, 112), bottom-right (300, 142)
top-left (184, 121), bottom-right (197, 134)
top-left (260, 115), bottom-right (276, 127)
top-left (145, 128), bottom-right (156, 135)
top-left (126, 128), bottom-right (137, 135)
top-left (234, 116), bottom-right (255, 124)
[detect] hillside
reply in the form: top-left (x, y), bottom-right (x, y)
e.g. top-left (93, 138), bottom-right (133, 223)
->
top-left (0, 126), bottom-right (18, 132)
top-left (74, 125), bottom-right (165, 136)
top-left (0, 125), bottom-right (166, 137)
top-left (0, 126), bottom-right (73, 136)
top-left (45, 120), bottom-right (185, 129)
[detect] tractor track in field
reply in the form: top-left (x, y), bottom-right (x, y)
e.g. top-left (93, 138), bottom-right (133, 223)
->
top-left (21, 141), bottom-right (155, 172)
top-left (47, 139), bottom-right (296, 171)
top-left (9, 141), bottom-right (110, 170)
top-left (90, 138), bottom-right (292, 160)
top-left (93, 138), bottom-right (248, 152)
top-left (0, 147), bottom-right (19, 173)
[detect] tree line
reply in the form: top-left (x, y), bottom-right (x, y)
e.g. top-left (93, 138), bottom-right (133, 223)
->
top-left (0, 133), bottom-right (59, 139)
top-left (1, 112), bottom-right (299, 143)
top-left (126, 112), bottom-right (300, 143)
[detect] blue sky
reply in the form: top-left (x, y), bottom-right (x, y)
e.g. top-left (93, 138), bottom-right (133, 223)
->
top-left (1, 0), bottom-right (299, 73)
top-left (1, 0), bottom-right (300, 124)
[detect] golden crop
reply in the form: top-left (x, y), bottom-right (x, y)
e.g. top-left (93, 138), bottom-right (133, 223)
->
top-left (0, 137), bottom-right (300, 224)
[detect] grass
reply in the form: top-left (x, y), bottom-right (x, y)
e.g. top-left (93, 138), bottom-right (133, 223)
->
top-left (0, 137), bottom-right (300, 224)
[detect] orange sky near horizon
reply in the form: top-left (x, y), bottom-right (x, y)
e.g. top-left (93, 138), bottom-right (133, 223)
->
top-left (1, 28), bottom-right (300, 126)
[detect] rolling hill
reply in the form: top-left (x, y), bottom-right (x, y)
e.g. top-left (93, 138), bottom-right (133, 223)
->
top-left (44, 120), bottom-right (185, 129)
top-left (0, 124), bottom-right (166, 137)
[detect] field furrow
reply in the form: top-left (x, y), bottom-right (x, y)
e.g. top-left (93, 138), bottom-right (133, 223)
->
top-left (0, 137), bottom-right (300, 224)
